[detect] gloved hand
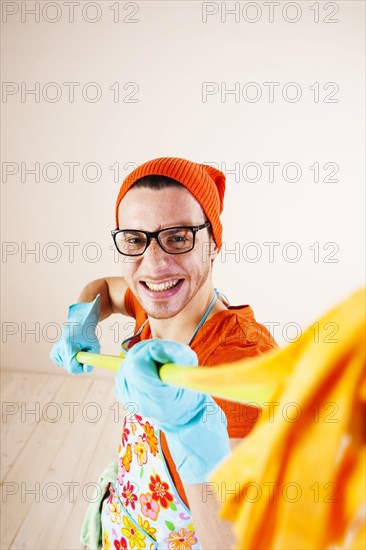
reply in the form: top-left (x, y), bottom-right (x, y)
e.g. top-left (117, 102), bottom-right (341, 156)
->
top-left (116, 339), bottom-right (231, 484)
top-left (50, 294), bottom-right (101, 375)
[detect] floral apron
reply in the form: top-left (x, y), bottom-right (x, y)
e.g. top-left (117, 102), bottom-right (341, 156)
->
top-left (101, 412), bottom-right (201, 550)
top-left (100, 290), bottom-right (230, 550)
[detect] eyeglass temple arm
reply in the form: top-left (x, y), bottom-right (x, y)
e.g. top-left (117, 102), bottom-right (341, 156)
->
top-left (75, 351), bottom-right (275, 404)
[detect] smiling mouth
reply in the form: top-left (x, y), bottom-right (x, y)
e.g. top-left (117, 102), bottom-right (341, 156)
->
top-left (142, 279), bottom-right (181, 292)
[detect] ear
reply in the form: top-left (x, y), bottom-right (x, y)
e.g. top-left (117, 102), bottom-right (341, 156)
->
top-left (210, 243), bottom-right (219, 262)
top-left (202, 240), bottom-right (219, 264)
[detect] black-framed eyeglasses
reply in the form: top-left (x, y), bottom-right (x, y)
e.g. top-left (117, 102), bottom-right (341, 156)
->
top-left (111, 222), bottom-right (210, 256)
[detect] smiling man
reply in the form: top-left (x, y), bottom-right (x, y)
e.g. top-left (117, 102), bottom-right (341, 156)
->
top-left (51, 157), bottom-right (276, 550)
top-left (112, 169), bottom-right (226, 342)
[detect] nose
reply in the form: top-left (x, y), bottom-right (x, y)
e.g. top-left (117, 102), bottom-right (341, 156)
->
top-left (143, 237), bottom-right (170, 266)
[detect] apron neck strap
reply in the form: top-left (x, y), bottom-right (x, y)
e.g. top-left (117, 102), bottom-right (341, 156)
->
top-left (188, 287), bottom-right (229, 346)
top-left (121, 289), bottom-right (229, 352)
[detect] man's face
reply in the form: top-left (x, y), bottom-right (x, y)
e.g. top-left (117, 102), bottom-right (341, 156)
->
top-left (118, 186), bottom-right (217, 319)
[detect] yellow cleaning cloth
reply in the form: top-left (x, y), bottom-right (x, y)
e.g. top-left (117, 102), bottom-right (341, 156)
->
top-left (210, 288), bottom-right (365, 549)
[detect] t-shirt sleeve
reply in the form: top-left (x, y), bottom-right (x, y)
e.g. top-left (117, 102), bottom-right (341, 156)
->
top-left (124, 288), bottom-right (136, 319)
top-left (124, 287), bottom-right (137, 318)
top-left (123, 288), bottom-right (149, 334)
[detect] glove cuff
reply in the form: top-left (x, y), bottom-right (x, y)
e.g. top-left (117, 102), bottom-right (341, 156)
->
top-left (67, 294), bottom-right (101, 325)
top-left (162, 406), bottom-right (231, 484)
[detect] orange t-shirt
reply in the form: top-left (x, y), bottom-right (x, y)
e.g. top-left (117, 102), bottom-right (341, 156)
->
top-left (123, 288), bottom-right (277, 506)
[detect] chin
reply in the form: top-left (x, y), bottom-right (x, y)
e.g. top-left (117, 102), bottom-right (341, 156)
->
top-left (145, 306), bottom-right (182, 320)
top-left (142, 300), bottom-right (186, 320)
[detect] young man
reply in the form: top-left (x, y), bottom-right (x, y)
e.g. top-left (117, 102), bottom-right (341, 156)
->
top-left (51, 157), bottom-right (276, 550)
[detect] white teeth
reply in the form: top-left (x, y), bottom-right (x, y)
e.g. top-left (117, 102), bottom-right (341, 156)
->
top-left (145, 279), bottom-right (179, 292)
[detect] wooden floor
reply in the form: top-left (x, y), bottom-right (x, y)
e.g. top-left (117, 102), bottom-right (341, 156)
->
top-left (1, 370), bottom-right (123, 550)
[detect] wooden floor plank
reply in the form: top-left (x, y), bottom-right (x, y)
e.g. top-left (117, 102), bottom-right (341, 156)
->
top-left (11, 377), bottom-right (116, 549)
top-left (1, 373), bottom-right (64, 481)
top-left (1, 373), bottom-right (34, 410)
top-left (1, 370), bottom-right (128, 550)
top-left (1, 374), bottom-right (92, 549)
top-left (57, 384), bottom-right (124, 550)
top-left (1, 372), bottom-right (59, 420)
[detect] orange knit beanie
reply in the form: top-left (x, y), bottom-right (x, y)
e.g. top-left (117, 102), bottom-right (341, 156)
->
top-left (115, 157), bottom-right (226, 249)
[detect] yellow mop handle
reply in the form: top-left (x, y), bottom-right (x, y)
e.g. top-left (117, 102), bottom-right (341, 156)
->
top-left (75, 351), bottom-right (275, 404)
top-left (76, 352), bottom-right (122, 372)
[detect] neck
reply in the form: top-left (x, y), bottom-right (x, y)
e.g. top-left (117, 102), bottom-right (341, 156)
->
top-left (147, 284), bottom-right (227, 345)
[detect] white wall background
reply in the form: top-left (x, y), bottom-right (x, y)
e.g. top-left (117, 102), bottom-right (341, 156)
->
top-left (1, 0), bottom-right (365, 376)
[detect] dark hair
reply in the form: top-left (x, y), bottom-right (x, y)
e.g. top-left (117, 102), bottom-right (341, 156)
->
top-left (132, 175), bottom-right (184, 190)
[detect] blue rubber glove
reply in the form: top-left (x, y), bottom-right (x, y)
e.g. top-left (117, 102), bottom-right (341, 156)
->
top-left (116, 339), bottom-right (231, 484)
top-left (50, 294), bottom-right (101, 375)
